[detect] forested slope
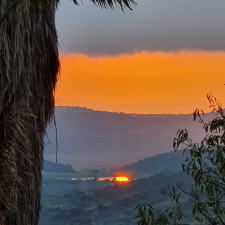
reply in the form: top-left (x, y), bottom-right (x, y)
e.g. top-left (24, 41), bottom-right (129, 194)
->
top-left (114, 150), bottom-right (185, 174)
top-left (40, 172), bottom-right (193, 225)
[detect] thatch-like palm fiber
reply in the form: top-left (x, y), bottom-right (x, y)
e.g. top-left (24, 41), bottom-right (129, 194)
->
top-left (0, 0), bottom-right (136, 224)
top-left (0, 0), bottom-right (60, 224)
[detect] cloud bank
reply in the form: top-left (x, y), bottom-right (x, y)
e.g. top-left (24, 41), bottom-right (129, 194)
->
top-left (56, 0), bottom-right (225, 56)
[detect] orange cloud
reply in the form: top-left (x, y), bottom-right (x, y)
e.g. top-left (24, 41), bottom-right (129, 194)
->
top-left (55, 51), bottom-right (225, 114)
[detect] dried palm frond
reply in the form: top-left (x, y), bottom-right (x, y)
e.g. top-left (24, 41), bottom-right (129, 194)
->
top-left (79, 0), bottom-right (136, 10)
top-left (0, 0), bottom-right (135, 224)
top-left (0, 0), bottom-right (59, 224)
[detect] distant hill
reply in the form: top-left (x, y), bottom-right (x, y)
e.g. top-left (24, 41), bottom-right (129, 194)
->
top-left (43, 160), bottom-right (75, 173)
top-left (114, 150), bottom-right (185, 174)
top-left (44, 106), bottom-right (209, 170)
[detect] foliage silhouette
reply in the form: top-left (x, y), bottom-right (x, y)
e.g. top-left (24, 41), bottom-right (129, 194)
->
top-left (136, 92), bottom-right (225, 224)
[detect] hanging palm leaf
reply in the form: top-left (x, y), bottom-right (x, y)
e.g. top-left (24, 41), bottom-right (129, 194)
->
top-left (0, 0), bottom-right (135, 224)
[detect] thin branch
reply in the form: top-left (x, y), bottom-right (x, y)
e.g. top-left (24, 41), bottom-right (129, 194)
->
top-left (44, 97), bottom-right (59, 163)
top-left (53, 113), bottom-right (58, 163)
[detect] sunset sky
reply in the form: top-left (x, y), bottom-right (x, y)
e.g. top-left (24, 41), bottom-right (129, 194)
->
top-left (55, 0), bottom-right (225, 114)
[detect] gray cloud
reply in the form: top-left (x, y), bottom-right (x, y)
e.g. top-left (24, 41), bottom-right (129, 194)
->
top-left (56, 0), bottom-right (225, 56)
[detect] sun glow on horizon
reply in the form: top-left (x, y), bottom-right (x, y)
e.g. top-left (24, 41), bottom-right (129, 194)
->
top-left (115, 177), bottom-right (129, 182)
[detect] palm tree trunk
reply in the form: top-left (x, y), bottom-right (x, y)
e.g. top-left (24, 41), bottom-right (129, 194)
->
top-left (0, 0), bottom-right (60, 224)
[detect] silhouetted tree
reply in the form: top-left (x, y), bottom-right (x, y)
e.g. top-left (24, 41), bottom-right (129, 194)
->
top-left (136, 93), bottom-right (225, 224)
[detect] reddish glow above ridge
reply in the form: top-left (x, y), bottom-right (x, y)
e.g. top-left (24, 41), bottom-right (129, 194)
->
top-left (56, 51), bottom-right (225, 114)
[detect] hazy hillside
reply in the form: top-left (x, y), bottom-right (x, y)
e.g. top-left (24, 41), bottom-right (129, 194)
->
top-left (44, 106), bottom-right (208, 170)
top-left (114, 150), bottom-right (185, 174)
top-left (40, 172), bottom-right (193, 225)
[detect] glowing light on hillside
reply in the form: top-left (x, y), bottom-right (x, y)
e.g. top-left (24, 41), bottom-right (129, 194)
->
top-left (115, 177), bottom-right (129, 182)
top-left (97, 177), bottom-right (114, 181)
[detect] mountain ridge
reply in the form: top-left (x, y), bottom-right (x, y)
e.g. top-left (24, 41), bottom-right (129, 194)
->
top-left (44, 106), bottom-right (209, 170)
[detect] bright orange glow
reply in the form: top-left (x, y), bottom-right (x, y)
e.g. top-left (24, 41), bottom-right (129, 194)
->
top-left (56, 51), bottom-right (225, 114)
top-left (115, 177), bottom-right (129, 182)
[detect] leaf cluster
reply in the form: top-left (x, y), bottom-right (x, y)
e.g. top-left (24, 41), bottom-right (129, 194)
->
top-left (135, 92), bottom-right (225, 225)
top-left (135, 204), bottom-right (170, 225)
